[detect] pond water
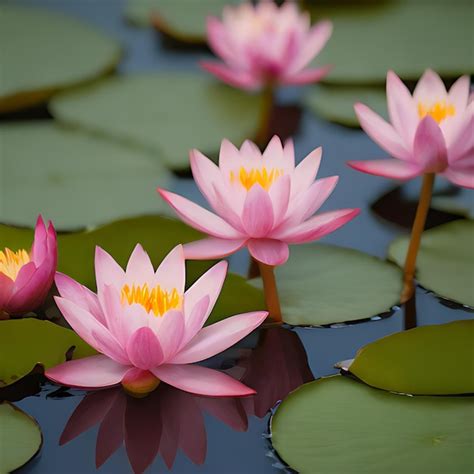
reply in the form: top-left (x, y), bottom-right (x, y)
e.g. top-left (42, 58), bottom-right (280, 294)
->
top-left (2, 0), bottom-right (473, 473)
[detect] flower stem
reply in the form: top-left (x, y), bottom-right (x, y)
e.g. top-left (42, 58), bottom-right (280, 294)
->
top-left (255, 84), bottom-right (275, 147)
top-left (401, 173), bottom-right (435, 303)
top-left (248, 256), bottom-right (260, 279)
top-left (258, 262), bottom-right (282, 324)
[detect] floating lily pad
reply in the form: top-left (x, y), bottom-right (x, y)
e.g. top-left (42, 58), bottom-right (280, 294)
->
top-left (0, 402), bottom-right (42, 472)
top-left (0, 319), bottom-right (96, 387)
top-left (339, 320), bottom-right (474, 395)
top-left (0, 5), bottom-right (121, 113)
top-left (388, 220), bottom-right (474, 307)
top-left (50, 73), bottom-right (263, 170)
top-left (0, 122), bottom-right (172, 230)
top-left (0, 216), bottom-right (264, 325)
top-left (252, 244), bottom-right (402, 326)
top-left (271, 375), bottom-right (474, 473)
top-left (310, 0), bottom-right (473, 84)
top-left (306, 85), bottom-right (387, 126)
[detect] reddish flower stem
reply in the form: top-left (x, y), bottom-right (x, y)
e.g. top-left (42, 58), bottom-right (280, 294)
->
top-left (255, 84), bottom-right (275, 147)
top-left (401, 173), bottom-right (435, 303)
top-left (258, 261), bottom-right (282, 324)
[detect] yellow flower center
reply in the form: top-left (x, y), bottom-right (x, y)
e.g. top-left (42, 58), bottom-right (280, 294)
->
top-left (0, 248), bottom-right (30, 281)
top-left (121, 283), bottom-right (182, 317)
top-left (418, 101), bottom-right (456, 124)
top-left (230, 167), bottom-right (284, 191)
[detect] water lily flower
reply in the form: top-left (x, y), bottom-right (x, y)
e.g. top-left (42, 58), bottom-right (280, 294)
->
top-left (201, 0), bottom-right (333, 90)
top-left (46, 244), bottom-right (267, 397)
top-left (348, 70), bottom-right (473, 189)
top-left (0, 216), bottom-right (57, 316)
top-left (158, 137), bottom-right (359, 267)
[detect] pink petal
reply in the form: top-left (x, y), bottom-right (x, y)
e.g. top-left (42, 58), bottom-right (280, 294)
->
top-left (247, 239), bottom-right (289, 266)
top-left (155, 310), bottom-right (185, 361)
top-left (92, 329), bottom-right (131, 366)
top-left (275, 208), bottom-right (360, 244)
top-left (443, 168), bottom-right (474, 189)
top-left (171, 311), bottom-right (267, 365)
top-left (262, 135), bottom-right (284, 161)
top-left (158, 189), bottom-right (243, 239)
top-left (0, 272), bottom-right (13, 309)
top-left (211, 181), bottom-right (246, 231)
top-left (154, 245), bottom-right (185, 294)
top-left (95, 247), bottom-right (125, 295)
top-left (200, 61), bottom-right (261, 90)
top-left (30, 216), bottom-right (52, 265)
top-left (386, 70), bottom-right (418, 145)
top-left (190, 148), bottom-right (221, 207)
top-left (413, 116), bottom-right (448, 172)
top-left (283, 65), bottom-right (332, 85)
top-left (46, 355), bottom-right (129, 389)
top-left (448, 112), bottom-right (474, 162)
top-left (183, 237), bottom-right (246, 260)
top-left (292, 147), bottom-right (322, 195)
top-left (180, 296), bottom-right (210, 348)
top-left (218, 138), bottom-right (242, 176)
top-left (206, 17), bottom-right (233, 63)
top-left (448, 75), bottom-right (471, 111)
top-left (283, 139), bottom-right (296, 168)
top-left (269, 175), bottom-right (291, 226)
top-left (151, 364), bottom-right (256, 397)
top-left (347, 159), bottom-right (422, 180)
top-left (413, 69), bottom-right (448, 104)
top-left (240, 139), bottom-right (261, 158)
top-left (10, 261), bottom-right (36, 294)
top-left (354, 103), bottom-right (411, 161)
top-left (124, 244), bottom-right (154, 285)
top-left (126, 327), bottom-right (164, 370)
top-left (241, 185), bottom-right (274, 237)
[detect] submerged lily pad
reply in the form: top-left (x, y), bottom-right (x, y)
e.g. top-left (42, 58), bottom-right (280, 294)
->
top-left (0, 5), bottom-right (121, 113)
top-left (0, 402), bottom-right (42, 472)
top-left (388, 220), bottom-right (474, 307)
top-left (271, 375), bottom-right (474, 473)
top-left (50, 73), bottom-right (263, 170)
top-left (0, 319), bottom-right (96, 387)
top-left (253, 244), bottom-right (402, 326)
top-left (0, 216), bottom-right (264, 324)
top-left (306, 85), bottom-right (386, 126)
top-left (310, 0), bottom-right (473, 84)
top-left (340, 320), bottom-right (474, 395)
top-left (0, 122), bottom-right (172, 230)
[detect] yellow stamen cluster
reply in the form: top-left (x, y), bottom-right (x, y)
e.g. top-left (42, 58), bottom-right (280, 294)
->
top-left (230, 166), bottom-right (284, 191)
top-left (121, 283), bottom-right (181, 317)
top-left (0, 248), bottom-right (30, 281)
top-left (418, 101), bottom-right (456, 124)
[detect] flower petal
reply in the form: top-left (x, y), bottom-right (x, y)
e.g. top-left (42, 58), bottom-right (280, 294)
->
top-left (95, 247), bottom-right (125, 295)
top-left (183, 238), bottom-right (246, 260)
top-left (46, 355), bottom-right (129, 389)
top-left (354, 103), bottom-right (411, 161)
top-left (443, 168), bottom-right (474, 189)
top-left (241, 185), bottom-right (274, 237)
top-left (200, 61), bottom-right (261, 90)
top-left (125, 244), bottom-right (154, 286)
top-left (247, 239), bottom-right (289, 266)
top-left (269, 175), bottom-right (291, 226)
top-left (126, 327), bottom-right (165, 370)
top-left (180, 296), bottom-right (210, 349)
top-left (171, 311), bottom-right (267, 364)
top-left (154, 245), bottom-right (185, 294)
top-left (151, 364), bottom-right (256, 397)
top-left (283, 65), bottom-right (332, 85)
top-left (292, 147), bottom-right (321, 195)
top-left (155, 310), bottom-right (185, 361)
top-left (347, 159), bottom-right (422, 180)
top-left (448, 75), bottom-right (470, 111)
top-left (413, 116), bottom-right (448, 172)
top-left (0, 273), bottom-right (13, 309)
top-left (413, 69), bottom-right (447, 104)
top-left (190, 148), bottom-right (221, 207)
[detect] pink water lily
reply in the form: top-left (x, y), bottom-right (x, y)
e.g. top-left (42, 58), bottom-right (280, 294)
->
top-left (0, 216), bottom-right (57, 316)
top-left (201, 0), bottom-right (332, 90)
top-left (158, 136), bottom-right (359, 266)
top-left (348, 70), bottom-right (474, 188)
top-left (46, 245), bottom-right (267, 397)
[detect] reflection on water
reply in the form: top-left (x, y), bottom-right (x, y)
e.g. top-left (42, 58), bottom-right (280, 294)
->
top-left (58, 327), bottom-right (313, 473)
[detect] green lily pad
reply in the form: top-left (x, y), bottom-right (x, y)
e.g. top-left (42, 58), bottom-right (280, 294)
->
top-left (0, 402), bottom-right (42, 472)
top-left (50, 73), bottom-right (263, 170)
top-left (271, 375), bottom-right (474, 474)
top-left (125, 0), bottom-right (237, 42)
top-left (388, 220), bottom-right (474, 307)
top-left (252, 244), bottom-right (402, 326)
top-left (339, 320), bottom-right (474, 395)
top-left (306, 85), bottom-right (387, 126)
top-left (0, 319), bottom-right (96, 387)
top-left (0, 122), bottom-right (172, 231)
top-left (0, 216), bottom-right (264, 325)
top-left (0, 5), bottom-right (121, 113)
top-left (310, 0), bottom-right (473, 84)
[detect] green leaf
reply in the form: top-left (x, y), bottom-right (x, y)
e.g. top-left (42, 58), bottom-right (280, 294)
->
top-left (0, 216), bottom-right (264, 325)
top-left (125, 0), bottom-right (238, 42)
top-left (271, 375), bottom-right (474, 474)
top-left (0, 319), bottom-right (96, 387)
top-left (50, 73), bottom-right (263, 170)
top-left (309, 0), bottom-right (473, 84)
top-left (306, 85), bottom-right (387, 126)
top-left (0, 402), bottom-right (42, 473)
top-left (0, 5), bottom-right (120, 113)
top-left (252, 244), bottom-right (402, 326)
top-left (388, 220), bottom-right (474, 307)
top-left (341, 320), bottom-right (474, 395)
top-left (0, 122), bottom-right (172, 230)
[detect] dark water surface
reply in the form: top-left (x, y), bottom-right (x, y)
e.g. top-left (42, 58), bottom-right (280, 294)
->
top-left (4, 0), bottom-right (473, 472)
